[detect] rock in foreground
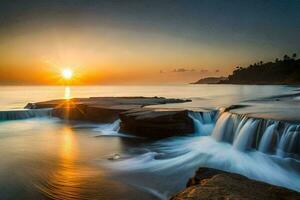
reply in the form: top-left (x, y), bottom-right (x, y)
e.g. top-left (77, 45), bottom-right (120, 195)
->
top-left (171, 167), bottom-right (300, 200)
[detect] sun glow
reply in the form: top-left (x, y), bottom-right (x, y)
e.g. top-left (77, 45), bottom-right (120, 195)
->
top-left (61, 69), bottom-right (73, 80)
top-left (64, 86), bottom-right (71, 99)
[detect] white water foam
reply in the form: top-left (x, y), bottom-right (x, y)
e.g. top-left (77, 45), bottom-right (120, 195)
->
top-left (258, 122), bottom-right (278, 153)
top-left (0, 109), bottom-right (52, 121)
top-left (104, 136), bottom-right (300, 198)
top-left (212, 112), bottom-right (300, 159)
top-left (103, 111), bottom-right (300, 198)
top-left (233, 119), bottom-right (259, 151)
top-left (188, 111), bottom-right (215, 136)
top-left (93, 119), bottom-right (136, 138)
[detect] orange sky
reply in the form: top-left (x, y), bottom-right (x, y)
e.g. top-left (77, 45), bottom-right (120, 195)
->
top-left (0, 25), bottom-right (269, 85)
top-left (0, 1), bottom-right (298, 85)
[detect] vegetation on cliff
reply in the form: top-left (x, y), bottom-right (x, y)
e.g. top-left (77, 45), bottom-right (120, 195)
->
top-left (219, 53), bottom-right (300, 84)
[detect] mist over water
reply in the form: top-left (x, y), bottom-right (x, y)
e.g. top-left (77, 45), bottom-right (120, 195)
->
top-left (0, 85), bottom-right (300, 200)
top-left (104, 111), bottom-right (300, 199)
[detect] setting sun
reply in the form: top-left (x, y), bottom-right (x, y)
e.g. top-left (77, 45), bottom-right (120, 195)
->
top-left (62, 69), bottom-right (73, 80)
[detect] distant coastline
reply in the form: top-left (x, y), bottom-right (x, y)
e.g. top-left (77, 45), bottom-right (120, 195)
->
top-left (191, 76), bottom-right (226, 84)
top-left (193, 54), bottom-right (300, 85)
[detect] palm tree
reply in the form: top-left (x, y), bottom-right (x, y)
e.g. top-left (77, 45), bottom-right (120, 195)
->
top-left (292, 53), bottom-right (297, 59)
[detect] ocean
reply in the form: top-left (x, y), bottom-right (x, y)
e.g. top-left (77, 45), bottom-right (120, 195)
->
top-left (0, 85), bottom-right (299, 200)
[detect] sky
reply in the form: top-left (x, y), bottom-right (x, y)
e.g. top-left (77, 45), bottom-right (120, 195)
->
top-left (0, 0), bottom-right (299, 85)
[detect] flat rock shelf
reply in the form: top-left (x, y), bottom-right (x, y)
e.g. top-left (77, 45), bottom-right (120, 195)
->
top-left (25, 97), bottom-right (193, 138)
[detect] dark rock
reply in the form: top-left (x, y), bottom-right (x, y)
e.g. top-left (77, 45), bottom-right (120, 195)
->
top-left (186, 167), bottom-right (224, 187)
top-left (52, 103), bottom-right (87, 121)
top-left (171, 167), bottom-right (300, 200)
top-left (223, 104), bottom-right (249, 112)
top-left (24, 103), bottom-right (36, 109)
top-left (25, 97), bottom-right (194, 137)
top-left (119, 108), bottom-right (194, 138)
top-left (25, 97), bottom-right (191, 124)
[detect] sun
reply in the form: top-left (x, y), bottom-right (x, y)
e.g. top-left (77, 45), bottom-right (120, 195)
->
top-left (61, 69), bottom-right (73, 80)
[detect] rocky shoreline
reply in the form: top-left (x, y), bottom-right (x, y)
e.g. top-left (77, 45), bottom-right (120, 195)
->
top-left (171, 167), bottom-right (300, 200)
top-left (25, 96), bottom-right (300, 199)
top-left (25, 97), bottom-right (193, 138)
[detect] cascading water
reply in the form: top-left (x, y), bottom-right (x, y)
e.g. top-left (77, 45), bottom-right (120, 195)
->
top-left (188, 111), bottom-right (216, 136)
top-left (277, 125), bottom-right (300, 159)
top-left (233, 119), bottom-right (259, 151)
top-left (258, 122), bottom-right (278, 153)
top-left (93, 119), bottom-right (135, 138)
top-left (0, 108), bottom-right (52, 121)
top-left (211, 112), bottom-right (235, 142)
top-left (105, 111), bottom-right (300, 197)
top-left (211, 112), bottom-right (300, 160)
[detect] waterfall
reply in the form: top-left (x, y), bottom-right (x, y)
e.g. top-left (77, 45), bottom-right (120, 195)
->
top-left (233, 119), bottom-right (259, 151)
top-left (258, 123), bottom-right (278, 153)
top-left (188, 111), bottom-right (216, 136)
top-left (211, 112), bottom-right (300, 160)
top-left (109, 119), bottom-right (121, 132)
top-left (202, 112), bottom-right (213, 123)
top-left (277, 125), bottom-right (300, 159)
top-left (212, 112), bottom-right (235, 142)
top-left (0, 109), bottom-right (52, 121)
top-left (93, 119), bottom-right (135, 138)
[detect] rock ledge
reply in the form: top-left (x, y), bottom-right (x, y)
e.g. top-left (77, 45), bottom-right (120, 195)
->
top-left (25, 97), bottom-right (193, 138)
top-left (171, 167), bottom-right (300, 200)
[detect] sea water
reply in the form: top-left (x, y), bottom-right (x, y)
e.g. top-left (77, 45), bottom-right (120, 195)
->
top-left (0, 85), bottom-right (300, 200)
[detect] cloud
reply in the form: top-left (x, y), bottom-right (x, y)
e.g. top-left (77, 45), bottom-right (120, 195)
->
top-left (172, 68), bottom-right (195, 73)
top-left (200, 69), bottom-right (209, 73)
top-left (160, 68), bottom-right (214, 74)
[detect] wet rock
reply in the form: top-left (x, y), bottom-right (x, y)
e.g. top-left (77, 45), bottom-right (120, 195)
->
top-left (24, 103), bottom-right (37, 109)
top-left (119, 108), bottom-right (194, 138)
top-left (52, 104), bottom-right (132, 122)
top-left (171, 167), bottom-right (300, 200)
top-left (26, 97), bottom-right (190, 123)
top-left (186, 167), bottom-right (224, 187)
top-left (223, 104), bottom-right (249, 112)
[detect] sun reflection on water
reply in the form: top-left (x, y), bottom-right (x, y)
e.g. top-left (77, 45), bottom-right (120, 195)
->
top-left (36, 126), bottom-right (98, 200)
top-left (54, 127), bottom-right (80, 199)
top-left (64, 86), bottom-right (71, 99)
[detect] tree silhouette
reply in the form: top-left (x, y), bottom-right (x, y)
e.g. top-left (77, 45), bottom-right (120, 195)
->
top-left (283, 54), bottom-right (290, 61)
top-left (292, 53), bottom-right (297, 59)
top-left (218, 54), bottom-right (300, 84)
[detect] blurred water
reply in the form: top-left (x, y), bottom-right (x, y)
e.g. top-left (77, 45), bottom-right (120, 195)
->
top-left (0, 85), bottom-right (300, 200)
top-left (0, 118), bottom-right (157, 200)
